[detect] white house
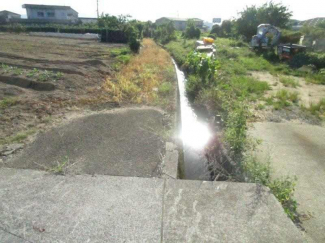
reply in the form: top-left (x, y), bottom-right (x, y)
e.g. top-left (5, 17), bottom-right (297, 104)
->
top-left (22, 4), bottom-right (78, 22)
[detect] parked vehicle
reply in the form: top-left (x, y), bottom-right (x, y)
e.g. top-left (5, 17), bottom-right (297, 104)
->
top-left (251, 23), bottom-right (306, 60)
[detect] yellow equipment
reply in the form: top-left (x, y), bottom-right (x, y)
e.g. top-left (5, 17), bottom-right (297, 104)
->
top-left (203, 37), bottom-right (214, 44)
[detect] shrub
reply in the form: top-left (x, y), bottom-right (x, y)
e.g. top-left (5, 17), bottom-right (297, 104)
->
top-left (289, 52), bottom-right (325, 69)
top-left (129, 38), bottom-right (140, 53)
top-left (280, 29), bottom-right (302, 44)
top-left (184, 20), bottom-right (201, 39)
top-left (186, 75), bottom-right (202, 101)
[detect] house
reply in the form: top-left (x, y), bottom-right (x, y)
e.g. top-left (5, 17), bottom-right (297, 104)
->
top-left (0, 10), bottom-right (21, 22)
top-left (155, 17), bottom-right (204, 31)
top-left (22, 4), bottom-right (78, 22)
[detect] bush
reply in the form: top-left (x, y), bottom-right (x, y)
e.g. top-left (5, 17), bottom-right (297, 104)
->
top-left (186, 75), bottom-right (202, 101)
top-left (289, 52), bottom-right (325, 69)
top-left (184, 20), bottom-right (201, 39)
top-left (280, 29), bottom-right (302, 44)
top-left (129, 38), bottom-right (140, 53)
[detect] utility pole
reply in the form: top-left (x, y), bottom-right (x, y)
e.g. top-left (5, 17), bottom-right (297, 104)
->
top-left (97, 0), bottom-right (99, 18)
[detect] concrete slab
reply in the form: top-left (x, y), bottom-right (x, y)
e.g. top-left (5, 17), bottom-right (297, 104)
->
top-left (0, 228), bottom-right (27, 243)
top-left (250, 122), bottom-right (325, 243)
top-left (4, 108), bottom-right (166, 178)
top-left (0, 168), bottom-right (164, 243)
top-left (162, 142), bottom-right (179, 179)
top-left (0, 168), bottom-right (304, 242)
top-left (163, 180), bottom-right (303, 243)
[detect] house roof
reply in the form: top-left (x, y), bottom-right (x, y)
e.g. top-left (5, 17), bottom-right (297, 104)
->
top-left (157, 17), bottom-right (203, 22)
top-left (0, 10), bottom-right (21, 16)
top-left (22, 4), bottom-right (78, 14)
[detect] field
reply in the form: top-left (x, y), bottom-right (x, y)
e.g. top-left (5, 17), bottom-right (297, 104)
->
top-left (0, 33), bottom-right (130, 144)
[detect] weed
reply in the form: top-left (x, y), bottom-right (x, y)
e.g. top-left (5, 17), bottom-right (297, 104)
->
top-left (26, 68), bottom-right (39, 78)
top-left (0, 129), bottom-right (36, 145)
top-left (273, 90), bottom-right (299, 110)
top-left (0, 97), bottom-right (18, 109)
top-left (0, 63), bottom-right (10, 73)
top-left (49, 156), bottom-right (69, 175)
top-left (110, 47), bottom-right (130, 57)
top-left (158, 82), bottom-right (173, 96)
top-left (104, 39), bottom-right (175, 105)
top-left (306, 98), bottom-right (325, 117)
top-left (243, 155), bottom-right (298, 221)
top-left (279, 76), bottom-right (300, 88)
top-left (117, 54), bottom-right (131, 64)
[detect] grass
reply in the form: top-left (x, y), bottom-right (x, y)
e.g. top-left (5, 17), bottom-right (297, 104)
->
top-left (49, 156), bottom-right (69, 175)
top-left (0, 97), bottom-right (18, 109)
top-left (104, 39), bottom-right (175, 106)
top-left (279, 76), bottom-right (300, 88)
top-left (302, 98), bottom-right (325, 117)
top-left (273, 90), bottom-right (299, 110)
top-left (243, 155), bottom-right (298, 221)
top-left (0, 129), bottom-right (36, 145)
top-left (165, 39), bottom-right (196, 66)
top-left (1, 64), bottom-right (63, 82)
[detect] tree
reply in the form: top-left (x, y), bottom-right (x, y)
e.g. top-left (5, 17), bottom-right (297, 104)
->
top-left (98, 14), bottom-right (131, 30)
top-left (236, 1), bottom-right (292, 40)
top-left (211, 20), bottom-right (235, 37)
top-left (184, 20), bottom-right (201, 39)
top-left (257, 2), bottom-right (292, 28)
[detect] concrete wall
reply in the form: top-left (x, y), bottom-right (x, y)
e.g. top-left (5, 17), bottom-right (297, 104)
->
top-left (26, 8), bottom-right (78, 21)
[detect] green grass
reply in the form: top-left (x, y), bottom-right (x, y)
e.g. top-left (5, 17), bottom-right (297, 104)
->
top-left (0, 129), bottom-right (36, 145)
top-left (279, 76), bottom-right (300, 88)
top-left (305, 73), bottom-right (325, 85)
top-left (304, 98), bottom-right (325, 117)
top-left (110, 47), bottom-right (130, 57)
top-left (158, 82), bottom-right (173, 96)
top-left (273, 90), bottom-right (299, 110)
top-left (231, 76), bottom-right (270, 100)
top-left (243, 155), bottom-right (298, 221)
top-left (165, 39), bottom-right (196, 66)
top-left (0, 97), bottom-right (18, 109)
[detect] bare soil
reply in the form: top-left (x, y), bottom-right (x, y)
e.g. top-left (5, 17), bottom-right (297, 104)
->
top-left (250, 71), bottom-right (325, 124)
top-left (0, 34), bottom-right (126, 143)
top-left (251, 71), bottom-right (325, 106)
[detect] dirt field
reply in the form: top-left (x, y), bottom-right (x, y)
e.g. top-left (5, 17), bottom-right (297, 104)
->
top-left (0, 33), bottom-right (127, 144)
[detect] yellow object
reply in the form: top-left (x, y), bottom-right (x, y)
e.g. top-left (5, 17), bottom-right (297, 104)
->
top-left (203, 37), bottom-right (214, 44)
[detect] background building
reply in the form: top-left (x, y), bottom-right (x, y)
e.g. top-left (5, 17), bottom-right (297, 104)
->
top-left (22, 4), bottom-right (78, 22)
top-left (0, 10), bottom-right (21, 22)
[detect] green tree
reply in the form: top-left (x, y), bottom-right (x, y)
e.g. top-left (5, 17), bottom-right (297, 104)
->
top-left (236, 1), bottom-right (292, 40)
top-left (184, 20), bottom-right (201, 39)
top-left (98, 14), bottom-right (131, 30)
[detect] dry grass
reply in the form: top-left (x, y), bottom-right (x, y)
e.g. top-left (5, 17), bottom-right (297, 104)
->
top-left (103, 39), bottom-right (174, 104)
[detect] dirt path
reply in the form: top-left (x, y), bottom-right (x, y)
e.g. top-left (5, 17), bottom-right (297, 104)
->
top-left (249, 122), bottom-right (325, 242)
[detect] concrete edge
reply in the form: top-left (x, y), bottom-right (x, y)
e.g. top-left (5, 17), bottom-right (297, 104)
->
top-left (161, 142), bottom-right (178, 179)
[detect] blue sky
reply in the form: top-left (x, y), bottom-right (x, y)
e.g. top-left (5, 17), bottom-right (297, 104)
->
top-left (3, 0), bottom-right (325, 22)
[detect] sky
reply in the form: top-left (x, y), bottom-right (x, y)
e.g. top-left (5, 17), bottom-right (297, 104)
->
top-left (2, 0), bottom-right (325, 22)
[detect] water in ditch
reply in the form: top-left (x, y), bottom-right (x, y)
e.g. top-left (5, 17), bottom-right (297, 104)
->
top-left (173, 60), bottom-right (213, 180)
